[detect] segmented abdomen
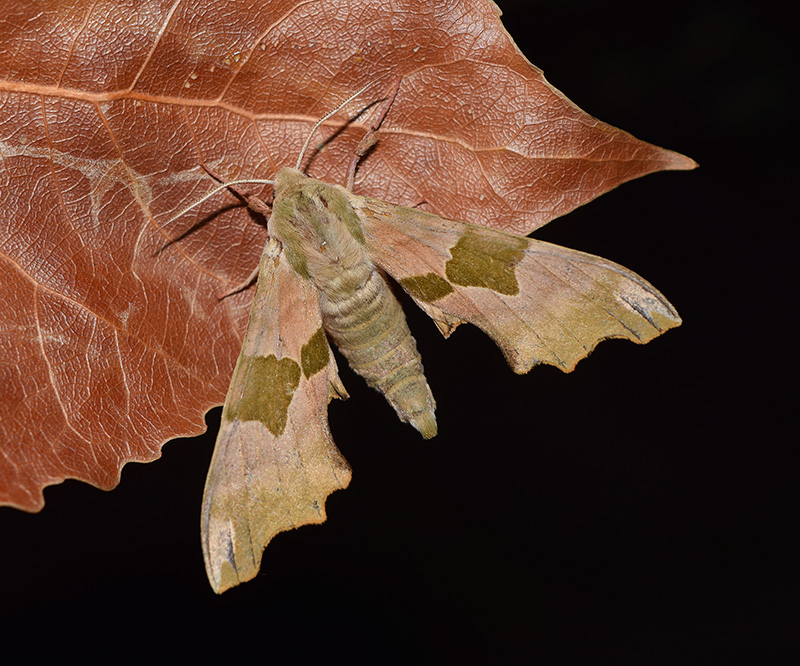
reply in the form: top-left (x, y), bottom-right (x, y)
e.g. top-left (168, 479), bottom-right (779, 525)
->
top-left (319, 265), bottom-right (437, 439)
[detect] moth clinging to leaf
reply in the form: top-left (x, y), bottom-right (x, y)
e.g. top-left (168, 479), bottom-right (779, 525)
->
top-left (164, 80), bottom-right (683, 593)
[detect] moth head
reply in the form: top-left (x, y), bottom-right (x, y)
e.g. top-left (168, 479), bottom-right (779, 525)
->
top-left (271, 166), bottom-right (307, 200)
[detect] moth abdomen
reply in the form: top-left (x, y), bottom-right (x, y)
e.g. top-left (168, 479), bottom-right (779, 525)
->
top-left (321, 269), bottom-right (437, 439)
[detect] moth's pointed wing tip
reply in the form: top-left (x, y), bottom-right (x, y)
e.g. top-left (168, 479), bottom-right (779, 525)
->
top-left (571, 299), bottom-right (683, 369)
top-left (201, 524), bottom-right (268, 595)
top-left (208, 559), bottom-right (245, 595)
top-left (200, 518), bottom-right (248, 594)
top-left (503, 301), bottom-right (682, 377)
top-left (629, 292), bottom-right (682, 341)
top-left (650, 306), bottom-right (682, 335)
top-left (202, 473), bottom-right (353, 594)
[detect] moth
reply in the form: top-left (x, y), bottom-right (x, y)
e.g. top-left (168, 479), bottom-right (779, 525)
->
top-left (171, 83), bottom-right (681, 593)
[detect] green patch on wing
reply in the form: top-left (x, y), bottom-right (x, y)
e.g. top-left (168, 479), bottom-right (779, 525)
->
top-left (399, 273), bottom-right (454, 302)
top-left (445, 229), bottom-right (528, 295)
top-left (301, 327), bottom-right (330, 378)
top-left (227, 355), bottom-right (301, 436)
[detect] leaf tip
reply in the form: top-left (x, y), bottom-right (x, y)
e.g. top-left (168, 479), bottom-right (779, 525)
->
top-left (662, 149), bottom-right (698, 172)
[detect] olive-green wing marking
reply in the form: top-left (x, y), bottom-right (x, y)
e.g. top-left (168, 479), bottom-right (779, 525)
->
top-left (225, 354), bottom-right (301, 435)
top-left (355, 197), bottom-right (681, 374)
top-left (201, 239), bottom-right (351, 594)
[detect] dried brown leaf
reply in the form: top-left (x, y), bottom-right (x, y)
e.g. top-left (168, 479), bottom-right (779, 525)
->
top-left (0, 0), bottom-right (694, 511)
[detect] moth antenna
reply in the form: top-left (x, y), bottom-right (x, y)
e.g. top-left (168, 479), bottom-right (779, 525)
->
top-left (294, 80), bottom-right (380, 171)
top-left (156, 179), bottom-right (274, 232)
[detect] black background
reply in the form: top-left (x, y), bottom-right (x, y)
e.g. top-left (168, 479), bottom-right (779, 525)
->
top-left (2, 1), bottom-right (794, 663)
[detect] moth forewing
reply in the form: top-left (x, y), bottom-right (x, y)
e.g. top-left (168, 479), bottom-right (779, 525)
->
top-left (352, 196), bottom-right (681, 374)
top-left (201, 237), bottom-right (351, 594)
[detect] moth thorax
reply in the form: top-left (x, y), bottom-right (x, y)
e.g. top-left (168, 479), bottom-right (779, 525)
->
top-left (271, 176), bottom-right (369, 288)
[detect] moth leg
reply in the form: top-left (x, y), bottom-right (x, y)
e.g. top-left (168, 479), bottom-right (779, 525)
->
top-left (241, 194), bottom-right (272, 218)
top-left (216, 264), bottom-right (261, 300)
top-left (201, 164), bottom-right (275, 211)
top-left (345, 76), bottom-right (402, 191)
